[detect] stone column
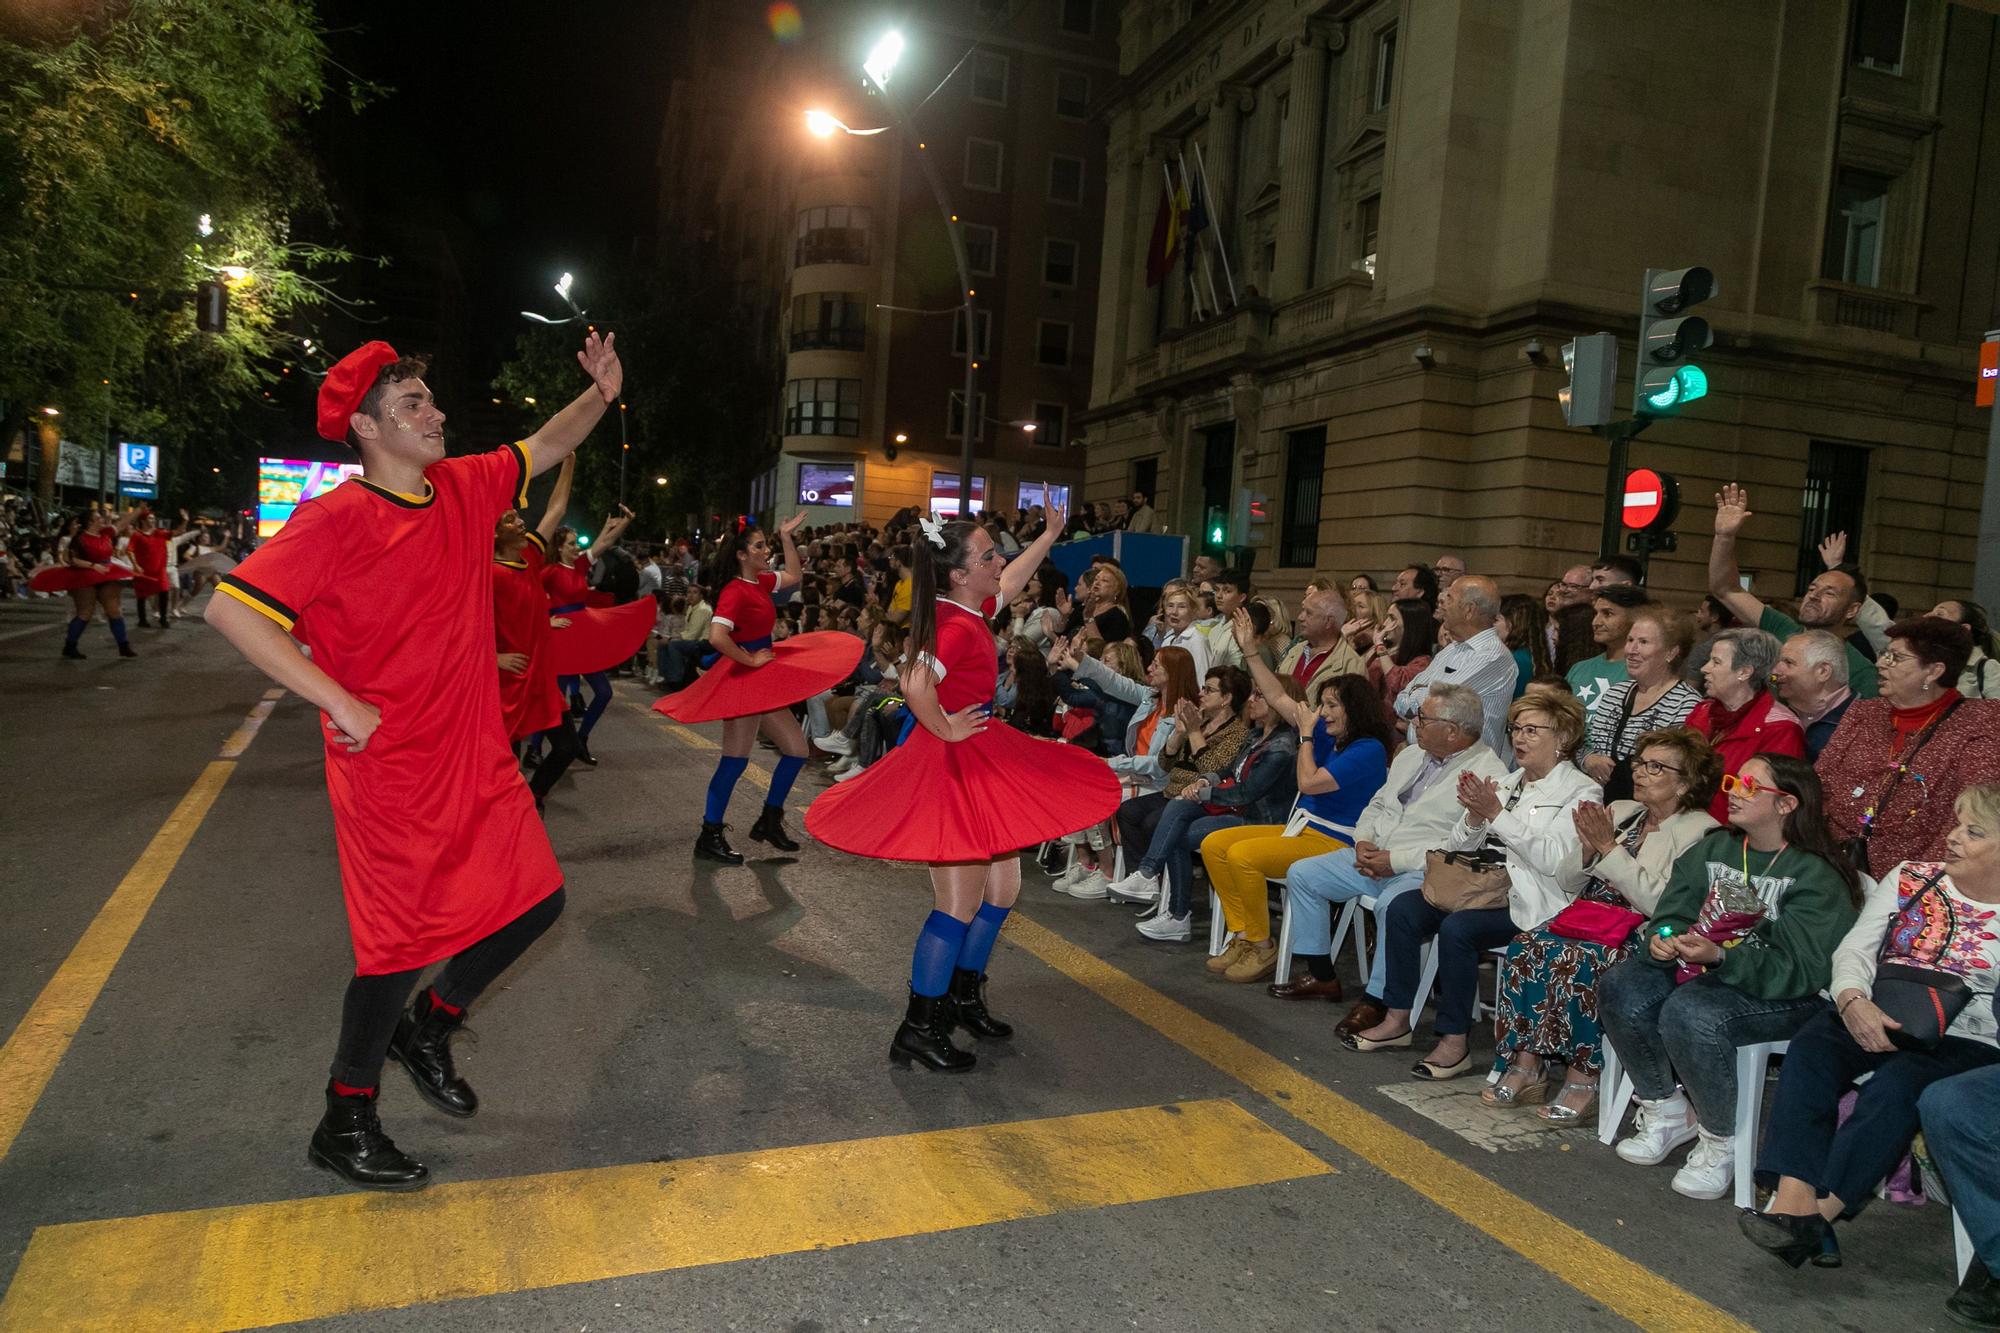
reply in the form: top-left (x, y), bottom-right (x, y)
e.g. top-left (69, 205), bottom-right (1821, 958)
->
top-left (1273, 23), bottom-right (1334, 298)
top-left (1203, 85), bottom-right (1252, 297)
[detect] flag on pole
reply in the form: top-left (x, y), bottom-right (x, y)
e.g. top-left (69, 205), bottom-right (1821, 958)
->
top-left (1144, 176), bottom-right (1182, 287)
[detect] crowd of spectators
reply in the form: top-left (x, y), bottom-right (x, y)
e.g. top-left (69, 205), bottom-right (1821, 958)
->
top-left (2, 490), bottom-right (253, 609)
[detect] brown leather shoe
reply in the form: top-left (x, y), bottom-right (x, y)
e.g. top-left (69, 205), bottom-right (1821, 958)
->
top-left (1267, 974), bottom-right (1344, 1002)
top-left (1335, 998), bottom-right (1387, 1038)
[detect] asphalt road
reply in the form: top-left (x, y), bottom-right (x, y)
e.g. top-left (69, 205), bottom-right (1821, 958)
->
top-left (0, 594), bottom-right (1974, 1332)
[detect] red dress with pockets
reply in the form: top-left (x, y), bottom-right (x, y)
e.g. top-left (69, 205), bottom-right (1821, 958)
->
top-left (655, 570), bottom-right (862, 723)
top-left (494, 531), bottom-right (564, 742)
top-left (217, 443), bottom-right (563, 975)
top-left (806, 596), bottom-right (1121, 861)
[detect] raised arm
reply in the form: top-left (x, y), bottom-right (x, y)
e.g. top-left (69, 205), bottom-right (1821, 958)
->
top-left (595, 504), bottom-right (635, 551)
top-left (996, 505), bottom-right (1065, 607)
top-left (774, 511), bottom-right (807, 592)
top-left (1706, 483), bottom-right (1767, 625)
top-left (534, 455), bottom-right (575, 544)
top-left (520, 331), bottom-right (621, 477)
top-left (1230, 608), bottom-right (1309, 729)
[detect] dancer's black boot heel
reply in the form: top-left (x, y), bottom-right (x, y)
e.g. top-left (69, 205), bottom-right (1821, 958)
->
top-left (388, 991), bottom-right (478, 1117)
top-left (307, 1084), bottom-right (429, 1191)
top-left (889, 991), bottom-right (976, 1072)
top-left (694, 820), bottom-right (744, 865)
top-left (748, 805), bottom-right (800, 852)
top-left (945, 968), bottom-right (1013, 1040)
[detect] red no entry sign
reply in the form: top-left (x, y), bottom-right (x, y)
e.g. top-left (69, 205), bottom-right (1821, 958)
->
top-left (1623, 468), bottom-right (1667, 530)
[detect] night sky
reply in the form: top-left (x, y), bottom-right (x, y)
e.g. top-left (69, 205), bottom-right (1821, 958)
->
top-left (310, 0), bottom-right (687, 376)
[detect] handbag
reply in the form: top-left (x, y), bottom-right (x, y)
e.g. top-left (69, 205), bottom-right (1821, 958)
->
top-left (1420, 849), bottom-right (1510, 913)
top-left (1870, 868), bottom-right (1973, 1051)
top-left (1842, 699), bottom-right (1963, 877)
top-left (1547, 808), bottom-right (1650, 945)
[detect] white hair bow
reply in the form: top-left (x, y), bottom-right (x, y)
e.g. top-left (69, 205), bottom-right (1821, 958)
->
top-left (918, 513), bottom-right (946, 549)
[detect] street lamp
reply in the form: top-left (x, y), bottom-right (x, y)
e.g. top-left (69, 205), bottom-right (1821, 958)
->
top-left (41, 406), bottom-right (59, 417)
top-left (815, 28), bottom-right (982, 517)
top-left (522, 270), bottom-right (588, 326)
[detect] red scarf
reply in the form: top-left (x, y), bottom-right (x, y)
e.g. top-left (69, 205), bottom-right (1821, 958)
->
top-left (1704, 690), bottom-right (1761, 736)
top-left (1889, 689), bottom-right (1959, 756)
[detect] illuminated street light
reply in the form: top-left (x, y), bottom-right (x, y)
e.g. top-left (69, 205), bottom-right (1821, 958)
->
top-left (197, 213), bottom-right (214, 238)
top-left (894, 432), bottom-right (909, 444)
top-left (555, 272), bottom-right (574, 301)
top-left (216, 265), bottom-right (251, 285)
top-left (523, 396), bottom-right (537, 406)
top-left (863, 30), bottom-right (904, 89)
top-left (41, 406), bottom-right (60, 416)
top-left (804, 109), bottom-right (889, 137)
top-left (654, 476), bottom-right (668, 487)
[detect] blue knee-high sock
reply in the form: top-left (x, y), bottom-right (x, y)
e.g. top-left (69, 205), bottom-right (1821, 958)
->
top-left (955, 902), bottom-right (1011, 974)
top-left (766, 754), bottom-right (806, 808)
top-left (108, 616), bottom-right (128, 646)
top-left (704, 755), bottom-right (749, 824)
top-left (65, 618), bottom-right (86, 648)
top-left (910, 911), bottom-right (971, 997)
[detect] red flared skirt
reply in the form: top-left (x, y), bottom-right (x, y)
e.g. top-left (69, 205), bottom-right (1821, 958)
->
top-left (549, 600), bottom-right (656, 677)
top-left (655, 630), bottom-right (864, 724)
top-left (805, 724), bottom-right (1122, 862)
top-left (30, 563), bottom-right (136, 593)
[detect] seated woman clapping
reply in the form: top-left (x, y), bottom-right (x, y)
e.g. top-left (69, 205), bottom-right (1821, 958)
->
top-left (1484, 727), bottom-right (1720, 1121)
top-left (1346, 692), bottom-right (1599, 1080)
top-left (1740, 782), bottom-right (2000, 1269)
top-left (1597, 755), bottom-right (1863, 1203)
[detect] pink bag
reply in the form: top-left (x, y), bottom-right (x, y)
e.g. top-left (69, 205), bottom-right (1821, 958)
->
top-left (1547, 899), bottom-right (1645, 947)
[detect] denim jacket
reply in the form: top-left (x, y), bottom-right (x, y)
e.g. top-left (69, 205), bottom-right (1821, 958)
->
top-left (1199, 725), bottom-right (1300, 825)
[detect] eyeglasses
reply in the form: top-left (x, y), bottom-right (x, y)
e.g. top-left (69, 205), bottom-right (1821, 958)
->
top-left (1414, 713), bottom-right (1453, 729)
top-left (1632, 758), bottom-right (1685, 778)
top-left (1560, 581), bottom-right (1592, 593)
top-left (1720, 772), bottom-right (1770, 798)
top-left (1199, 684), bottom-right (1223, 695)
top-left (1877, 649), bottom-right (1914, 667)
top-left (1507, 722), bottom-right (1551, 738)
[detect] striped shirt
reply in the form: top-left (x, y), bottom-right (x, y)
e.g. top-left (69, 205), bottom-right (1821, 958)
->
top-left (1583, 679), bottom-right (1703, 759)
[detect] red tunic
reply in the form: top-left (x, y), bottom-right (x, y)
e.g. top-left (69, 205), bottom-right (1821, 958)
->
top-left (31, 530), bottom-right (137, 592)
top-left (126, 529), bottom-right (170, 598)
top-left (1687, 689), bottom-right (1808, 823)
top-left (806, 597), bottom-right (1122, 861)
top-left (494, 531), bottom-right (564, 742)
top-left (217, 443), bottom-right (562, 975)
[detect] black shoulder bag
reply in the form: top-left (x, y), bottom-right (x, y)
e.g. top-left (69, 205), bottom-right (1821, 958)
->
top-left (1601, 683), bottom-right (1643, 804)
top-left (1869, 867), bottom-right (1972, 1052)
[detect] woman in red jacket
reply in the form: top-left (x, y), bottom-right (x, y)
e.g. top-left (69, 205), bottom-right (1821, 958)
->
top-left (1686, 627), bottom-right (1805, 821)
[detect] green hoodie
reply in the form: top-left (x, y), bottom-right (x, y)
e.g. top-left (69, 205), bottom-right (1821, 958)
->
top-left (1643, 828), bottom-right (1860, 1000)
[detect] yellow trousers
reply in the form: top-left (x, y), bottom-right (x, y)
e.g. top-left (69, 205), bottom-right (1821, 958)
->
top-left (1199, 824), bottom-right (1345, 942)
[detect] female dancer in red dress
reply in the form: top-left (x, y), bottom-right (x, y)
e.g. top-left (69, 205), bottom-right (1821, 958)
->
top-left (806, 510), bottom-right (1121, 1071)
top-left (494, 456), bottom-right (578, 811)
top-left (660, 513), bottom-right (861, 862)
top-left (538, 506), bottom-right (631, 766)
top-left (33, 507), bottom-right (139, 659)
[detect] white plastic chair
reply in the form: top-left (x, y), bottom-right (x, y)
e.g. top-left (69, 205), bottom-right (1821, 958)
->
top-left (1955, 1207), bottom-right (1974, 1281)
top-left (1732, 1040), bottom-right (1790, 1208)
top-left (1599, 1043), bottom-right (1633, 1146)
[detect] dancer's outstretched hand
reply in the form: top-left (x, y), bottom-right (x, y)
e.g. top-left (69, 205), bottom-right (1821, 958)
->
top-left (578, 330), bottom-right (622, 404)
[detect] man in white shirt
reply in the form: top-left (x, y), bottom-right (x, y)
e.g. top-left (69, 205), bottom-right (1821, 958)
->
top-left (1394, 574), bottom-right (1518, 761)
top-left (636, 551), bottom-right (664, 599)
top-left (1276, 684), bottom-right (1509, 1029)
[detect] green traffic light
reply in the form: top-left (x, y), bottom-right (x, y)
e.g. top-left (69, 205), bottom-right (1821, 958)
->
top-left (1209, 525), bottom-right (1225, 544)
top-left (1642, 365), bottom-right (1709, 412)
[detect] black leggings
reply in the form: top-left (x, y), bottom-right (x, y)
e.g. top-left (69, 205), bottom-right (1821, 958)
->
top-left (329, 886), bottom-right (566, 1088)
top-left (135, 592), bottom-right (169, 625)
top-left (527, 717), bottom-right (581, 802)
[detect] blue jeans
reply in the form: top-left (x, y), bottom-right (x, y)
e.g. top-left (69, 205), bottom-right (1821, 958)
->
top-left (1756, 1006), bottom-right (2000, 1213)
top-left (1283, 848), bottom-right (1425, 1000)
top-left (1921, 1065), bottom-right (2000, 1268)
top-left (1380, 895), bottom-right (1516, 1037)
top-left (1596, 959), bottom-right (1822, 1135)
top-left (1134, 804), bottom-right (1244, 916)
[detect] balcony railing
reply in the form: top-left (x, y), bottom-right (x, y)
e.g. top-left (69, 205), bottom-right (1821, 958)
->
top-left (789, 326), bottom-right (866, 352)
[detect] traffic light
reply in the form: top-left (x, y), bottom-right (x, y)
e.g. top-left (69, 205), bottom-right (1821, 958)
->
top-left (1634, 267), bottom-right (1716, 416)
top-left (195, 280), bottom-right (228, 334)
top-left (1204, 506), bottom-right (1228, 549)
top-left (1559, 332), bottom-right (1618, 428)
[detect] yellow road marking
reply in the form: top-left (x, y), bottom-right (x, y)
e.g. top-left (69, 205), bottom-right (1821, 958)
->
top-left (0, 693), bottom-right (283, 1163)
top-left (0, 1099), bottom-right (1328, 1332)
top-left (1001, 917), bottom-right (1755, 1333)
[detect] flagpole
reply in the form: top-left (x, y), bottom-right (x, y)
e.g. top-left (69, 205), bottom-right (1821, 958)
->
top-left (1193, 142), bottom-right (1237, 305)
top-left (1162, 160), bottom-right (1202, 321)
top-left (1179, 150), bottom-right (1223, 314)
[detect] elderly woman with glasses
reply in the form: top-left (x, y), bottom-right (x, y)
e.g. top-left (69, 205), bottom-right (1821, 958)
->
top-left (1687, 627), bottom-right (1805, 822)
top-left (1484, 728), bottom-right (1720, 1122)
top-left (1346, 691), bottom-right (1599, 1080)
top-left (1815, 617), bottom-right (2000, 880)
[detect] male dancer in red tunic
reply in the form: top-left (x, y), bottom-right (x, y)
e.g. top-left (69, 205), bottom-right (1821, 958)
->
top-left (207, 333), bottom-right (622, 1190)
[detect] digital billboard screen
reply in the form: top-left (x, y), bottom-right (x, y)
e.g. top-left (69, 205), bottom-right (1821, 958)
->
top-left (258, 458), bottom-right (364, 536)
top-left (797, 462), bottom-right (855, 507)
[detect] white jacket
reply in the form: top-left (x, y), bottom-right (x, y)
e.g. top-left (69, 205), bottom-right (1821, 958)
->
top-left (1447, 761), bottom-right (1600, 930)
top-left (1353, 741), bottom-right (1512, 876)
top-left (1558, 801), bottom-right (1718, 916)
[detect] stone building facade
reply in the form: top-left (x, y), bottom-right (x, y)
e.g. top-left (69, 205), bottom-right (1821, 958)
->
top-left (1085, 0), bottom-right (1998, 608)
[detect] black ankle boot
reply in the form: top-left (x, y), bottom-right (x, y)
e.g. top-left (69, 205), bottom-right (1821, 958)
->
top-left (946, 967), bottom-right (1013, 1040)
top-left (890, 991), bottom-right (976, 1072)
top-left (388, 991), bottom-right (478, 1117)
top-left (308, 1083), bottom-right (429, 1191)
top-left (748, 805), bottom-right (800, 852)
top-left (695, 820), bottom-right (744, 865)
top-left (61, 643), bottom-right (85, 659)
top-left (575, 739), bottom-right (598, 767)
top-left (117, 642), bottom-right (137, 658)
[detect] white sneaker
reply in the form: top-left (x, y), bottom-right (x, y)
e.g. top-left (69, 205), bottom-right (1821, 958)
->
top-left (1067, 870), bottom-right (1110, 900)
top-left (1615, 1093), bottom-right (1698, 1166)
top-left (1137, 910), bottom-right (1192, 941)
top-left (1671, 1128), bottom-right (1735, 1200)
top-left (1105, 869), bottom-right (1161, 904)
top-left (833, 763), bottom-right (869, 782)
top-left (812, 732), bottom-right (855, 756)
top-left (1049, 860), bottom-right (1087, 890)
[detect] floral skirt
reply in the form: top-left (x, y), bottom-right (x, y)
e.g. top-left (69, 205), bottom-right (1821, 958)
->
top-left (1490, 927), bottom-right (1632, 1075)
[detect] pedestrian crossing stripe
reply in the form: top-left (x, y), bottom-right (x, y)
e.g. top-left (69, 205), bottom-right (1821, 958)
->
top-left (0, 1099), bottom-right (1328, 1331)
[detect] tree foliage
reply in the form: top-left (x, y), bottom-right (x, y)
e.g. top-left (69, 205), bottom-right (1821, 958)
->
top-left (0, 0), bottom-right (372, 505)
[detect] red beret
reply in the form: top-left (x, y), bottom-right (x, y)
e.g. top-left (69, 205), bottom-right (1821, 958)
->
top-left (316, 341), bottom-right (401, 442)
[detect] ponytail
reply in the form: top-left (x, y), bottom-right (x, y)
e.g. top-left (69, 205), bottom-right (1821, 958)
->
top-left (904, 518), bottom-right (979, 672)
top-left (704, 516), bottom-right (760, 593)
